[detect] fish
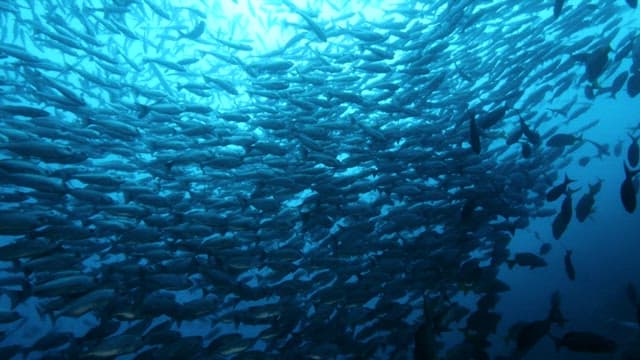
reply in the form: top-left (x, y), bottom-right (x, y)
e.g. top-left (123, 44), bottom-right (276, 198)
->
top-left (507, 252), bottom-right (548, 269)
top-left (546, 174), bottom-right (575, 202)
top-left (511, 292), bottom-right (565, 357)
top-left (563, 250), bottom-right (576, 281)
top-left (551, 331), bottom-right (617, 353)
top-left (539, 243), bottom-right (552, 255)
top-left (627, 0), bottom-right (638, 8)
top-left (546, 133), bottom-right (582, 147)
top-left (614, 139), bottom-right (624, 157)
top-left (577, 156), bottom-right (590, 166)
top-left (178, 21), bottom-right (205, 40)
top-left (0, 0), bottom-right (636, 358)
top-left (583, 45), bottom-right (612, 87)
top-left (621, 163), bottom-right (640, 213)
top-left (518, 114), bottom-right (541, 145)
top-left (552, 189), bottom-right (575, 240)
top-left (575, 179), bottom-right (602, 222)
top-left (282, 0), bottom-right (327, 42)
top-left (0, 105), bottom-right (50, 118)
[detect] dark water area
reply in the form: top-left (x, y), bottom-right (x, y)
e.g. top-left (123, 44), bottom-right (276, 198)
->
top-left (1, 0), bottom-right (640, 359)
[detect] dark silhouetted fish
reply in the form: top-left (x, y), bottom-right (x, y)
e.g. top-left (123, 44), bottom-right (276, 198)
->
top-left (551, 331), bottom-right (616, 353)
top-left (552, 189), bottom-right (575, 240)
top-left (547, 174), bottom-right (575, 202)
top-left (546, 133), bottom-right (582, 147)
top-left (507, 252), bottom-right (547, 269)
top-left (563, 250), bottom-right (575, 281)
top-left (539, 243), bottom-right (552, 255)
top-left (575, 179), bottom-right (602, 222)
top-left (621, 163), bottom-right (640, 213)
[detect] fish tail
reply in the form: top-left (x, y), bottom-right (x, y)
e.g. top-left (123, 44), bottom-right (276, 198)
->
top-left (564, 173), bottom-right (575, 185)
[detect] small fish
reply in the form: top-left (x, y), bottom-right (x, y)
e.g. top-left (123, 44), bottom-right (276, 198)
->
top-left (627, 0), bottom-right (638, 8)
top-left (546, 174), bottom-right (575, 202)
top-left (546, 133), bottom-right (582, 147)
top-left (552, 189), bottom-right (575, 240)
top-left (178, 21), bottom-right (205, 40)
top-left (518, 113), bottom-right (541, 145)
top-left (575, 179), bottom-right (601, 222)
top-left (563, 250), bottom-right (575, 281)
top-left (578, 156), bottom-right (590, 166)
top-left (621, 163), bottom-right (640, 213)
top-left (614, 139), bottom-right (624, 157)
top-left (0, 105), bottom-right (50, 118)
top-left (507, 252), bottom-right (548, 269)
top-left (539, 243), bottom-right (552, 255)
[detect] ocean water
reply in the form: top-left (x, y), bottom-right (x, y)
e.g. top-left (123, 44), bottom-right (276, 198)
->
top-left (1, 0), bottom-right (639, 359)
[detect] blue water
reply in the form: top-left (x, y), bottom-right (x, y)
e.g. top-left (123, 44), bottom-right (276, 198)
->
top-left (1, 0), bottom-right (640, 359)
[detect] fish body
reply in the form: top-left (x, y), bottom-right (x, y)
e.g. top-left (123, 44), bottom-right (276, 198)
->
top-left (621, 163), bottom-right (640, 213)
top-left (564, 250), bottom-right (575, 281)
top-left (546, 174), bottom-right (574, 202)
top-left (553, 331), bottom-right (616, 353)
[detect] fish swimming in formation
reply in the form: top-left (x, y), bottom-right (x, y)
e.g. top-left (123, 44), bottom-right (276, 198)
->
top-left (0, 0), bottom-right (638, 358)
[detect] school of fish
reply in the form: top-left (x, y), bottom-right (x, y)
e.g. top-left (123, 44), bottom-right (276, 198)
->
top-left (1, 0), bottom-right (639, 359)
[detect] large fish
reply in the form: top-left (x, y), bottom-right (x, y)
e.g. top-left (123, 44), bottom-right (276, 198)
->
top-left (621, 163), bottom-right (640, 213)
